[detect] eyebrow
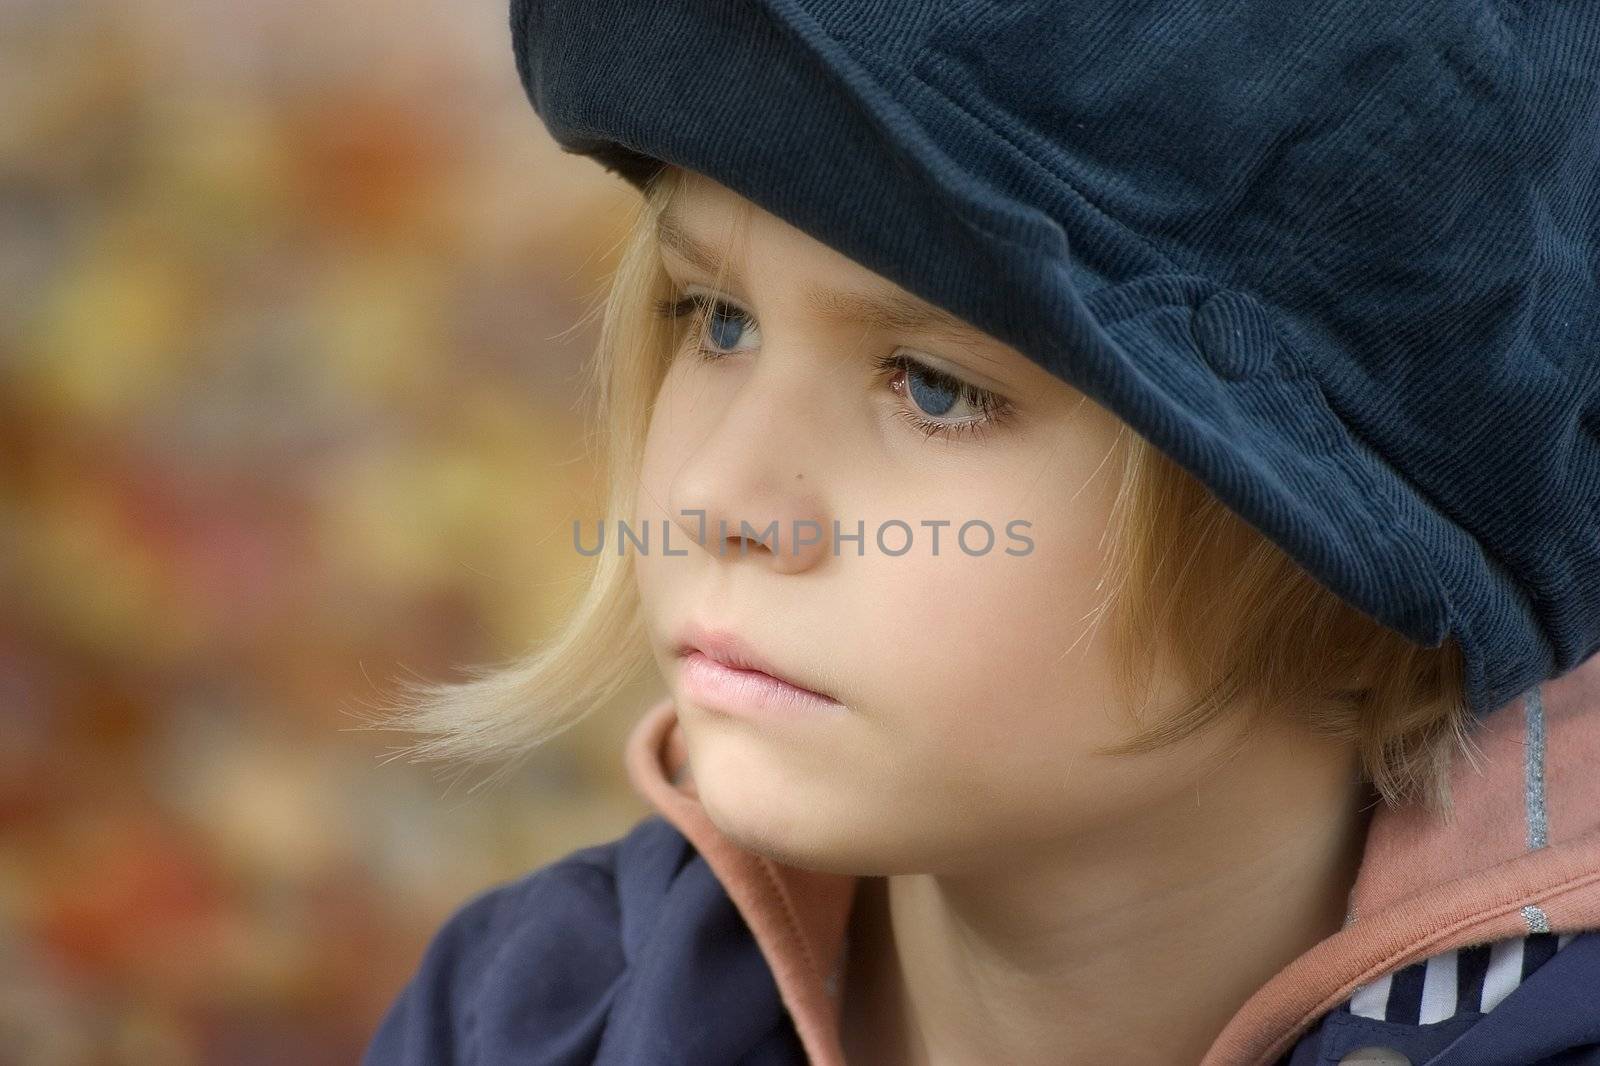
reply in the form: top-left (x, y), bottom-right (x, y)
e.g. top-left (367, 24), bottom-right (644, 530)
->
top-left (654, 206), bottom-right (991, 344)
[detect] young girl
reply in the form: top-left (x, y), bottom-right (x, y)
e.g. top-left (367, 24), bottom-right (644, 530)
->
top-left (363, 2), bottom-right (1600, 1063)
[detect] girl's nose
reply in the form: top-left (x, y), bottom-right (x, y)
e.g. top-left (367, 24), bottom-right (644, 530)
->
top-left (665, 375), bottom-right (834, 575)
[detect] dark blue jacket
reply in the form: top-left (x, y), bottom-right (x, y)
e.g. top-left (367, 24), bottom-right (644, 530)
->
top-left (366, 670), bottom-right (1600, 1065)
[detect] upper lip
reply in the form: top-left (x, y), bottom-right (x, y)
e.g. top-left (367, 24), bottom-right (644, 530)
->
top-left (674, 622), bottom-right (835, 700)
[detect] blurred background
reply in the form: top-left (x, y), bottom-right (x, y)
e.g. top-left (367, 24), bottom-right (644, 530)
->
top-left (0, 0), bottom-right (664, 1062)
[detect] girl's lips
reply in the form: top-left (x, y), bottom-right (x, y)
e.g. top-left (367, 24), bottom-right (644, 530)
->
top-left (677, 649), bottom-right (845, 719)
top-left (672, 623), bottom-right (835, 700)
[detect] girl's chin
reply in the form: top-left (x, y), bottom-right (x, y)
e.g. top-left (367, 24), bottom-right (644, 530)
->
top-left (690, 771), bottom-right (851, 869)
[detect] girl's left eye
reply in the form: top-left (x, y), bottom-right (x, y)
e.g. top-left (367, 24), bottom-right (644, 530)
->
top-left (651, 292), bottom-right (1014, 442)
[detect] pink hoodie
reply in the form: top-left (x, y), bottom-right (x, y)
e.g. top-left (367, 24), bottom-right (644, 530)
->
top-left (621, 657), bottom-right (1600, 1066)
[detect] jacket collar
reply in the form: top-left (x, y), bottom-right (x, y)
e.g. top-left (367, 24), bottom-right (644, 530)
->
top-left (622, 660), bottom-right (1600, 1066)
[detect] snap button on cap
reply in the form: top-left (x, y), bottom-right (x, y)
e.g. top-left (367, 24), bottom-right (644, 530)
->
top-left (1336, 1047), bottom-right (1412, 1066)
top-left (1192, 289), bottom-right (1279, 381)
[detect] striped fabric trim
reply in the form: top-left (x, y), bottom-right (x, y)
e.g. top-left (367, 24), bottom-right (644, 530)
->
top-left (1344, 932), bottom-right (1577, 1023)
top-left (1334, 688), bottom-right (1575, 1028)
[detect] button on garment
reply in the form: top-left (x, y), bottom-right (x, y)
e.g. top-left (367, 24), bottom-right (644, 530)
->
top-left (1336, 1049), bottom-right (1411, 1066)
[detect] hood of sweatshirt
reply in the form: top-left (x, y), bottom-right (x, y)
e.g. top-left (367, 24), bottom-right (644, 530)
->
top-left (621, 657), bottom-right (1600, 1066)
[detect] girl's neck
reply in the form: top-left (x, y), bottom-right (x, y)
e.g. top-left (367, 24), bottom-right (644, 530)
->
top-left (832, 771), bottom-right (1373, 1066)
top-left (838, 875), bottom-right (916, 1066)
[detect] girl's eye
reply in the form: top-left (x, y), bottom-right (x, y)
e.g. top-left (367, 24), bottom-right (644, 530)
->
top-left (872, 353), bottom-right (1013, 443)
top-left (651, 292), bottom-right (1014, 442)
top-left (653, 292), bottom-right (758, 355)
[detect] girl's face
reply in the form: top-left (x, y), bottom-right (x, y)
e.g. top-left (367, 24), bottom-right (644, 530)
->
top-left (633, 172), bottom-right (1316, 877)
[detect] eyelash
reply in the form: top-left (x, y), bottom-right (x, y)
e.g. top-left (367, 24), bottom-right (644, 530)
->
top-left (650, 292), bottom-right (1014, 442)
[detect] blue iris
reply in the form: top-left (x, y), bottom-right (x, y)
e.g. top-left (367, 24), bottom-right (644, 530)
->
top-left (707, 304), bottom-right (746, 351)
top-left (906, 371), bottom-right (956, 416)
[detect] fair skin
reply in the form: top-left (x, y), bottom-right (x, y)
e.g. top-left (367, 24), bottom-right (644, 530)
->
top-left (633, 170), bottom-right (1373, 1065)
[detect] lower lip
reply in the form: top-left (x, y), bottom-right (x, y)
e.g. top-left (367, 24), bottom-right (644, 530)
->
top-left (678, 650), bottom-right (845, 720)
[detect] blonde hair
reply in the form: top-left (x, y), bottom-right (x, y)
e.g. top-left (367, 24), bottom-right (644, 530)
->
top-left (362, 164), bottom-right (1481, 817)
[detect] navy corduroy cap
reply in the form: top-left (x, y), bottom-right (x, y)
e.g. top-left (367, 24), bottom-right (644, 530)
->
top-left (510, 0), bottom-right (1600, 720)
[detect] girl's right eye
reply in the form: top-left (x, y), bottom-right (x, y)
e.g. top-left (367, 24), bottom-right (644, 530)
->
top-left (652, 293), bottom-right (756, 357)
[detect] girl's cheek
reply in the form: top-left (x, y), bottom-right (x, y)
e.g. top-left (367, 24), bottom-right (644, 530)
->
top-left (637, 398), bottom-right (696, 516)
